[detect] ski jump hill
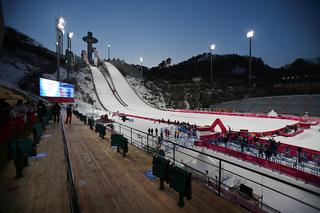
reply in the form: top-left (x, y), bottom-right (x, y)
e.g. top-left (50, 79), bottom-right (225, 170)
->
top-left (87, 58), bottom-right (319, 146)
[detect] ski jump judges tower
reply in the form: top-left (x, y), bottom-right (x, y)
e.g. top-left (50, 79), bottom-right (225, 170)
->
top-left (82, 31), bottom-right (98, 63)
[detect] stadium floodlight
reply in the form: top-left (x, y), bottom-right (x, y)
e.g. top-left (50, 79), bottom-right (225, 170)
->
top-left (68, 32), bottom-right (73, 39)
top-left (56, 17), bottom-right (66, 82)
top-left (247, 30), bottom-right (254, 38)
top-left (107, 44), bottom-right (111, 60)
top-left (247, 30), bottom-right (254, 86)
top-left (57, 17), bottom-right (66, 31)
top-left (140, 57), bottom-right (143, 78)
top-left (209, 43), bottom-right (215, 86)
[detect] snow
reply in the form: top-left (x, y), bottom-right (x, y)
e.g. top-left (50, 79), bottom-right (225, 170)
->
top-left (126, 76), bottom-right (166, 109)
top-left (0, 61), bottom-right (32, 83)
top-left (273, 125), bottom-right (320, 150)
top-left (267, 109), bottom-right (278, 117)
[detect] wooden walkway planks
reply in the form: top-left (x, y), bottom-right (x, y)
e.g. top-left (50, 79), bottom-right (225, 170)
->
top-left (0, 122), bottom-right (70, 213)
top-left (65, 117), bottom-right (245, 213)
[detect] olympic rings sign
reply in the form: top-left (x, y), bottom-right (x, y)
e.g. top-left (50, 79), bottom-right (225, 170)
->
top-left (192, 77), bottom-right (201, 82)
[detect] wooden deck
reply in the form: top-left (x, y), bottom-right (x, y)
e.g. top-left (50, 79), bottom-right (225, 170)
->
top-left (64, 117), bottom-right (245, 213)
top-left (0, 121), bottom-right (70, 213)
top-left (0, 116), bottom-right (245, 213)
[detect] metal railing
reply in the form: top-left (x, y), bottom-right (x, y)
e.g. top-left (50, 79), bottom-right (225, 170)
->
top-left (60, 116), bottom-right (81, 213)
top-left (109, 121), bottom-right (320, 213)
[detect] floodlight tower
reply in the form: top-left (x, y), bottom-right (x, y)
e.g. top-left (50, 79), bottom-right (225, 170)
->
top-left (247, 30), bottom-right (254, 87)
top-left (61, 30), bottom-right (65, 55)
top-left (140, 57), bottom-right (143, 78)
top-left (107, 44), bottom-right (111, 60)
top-left (67, 32), bottom-right (73, 82)
top-left (68, 32), bottom-right (73, 50)
top-left (56, 17), bottom-right (66, 81)
top-left (209, 44), bottom-right (215, 86)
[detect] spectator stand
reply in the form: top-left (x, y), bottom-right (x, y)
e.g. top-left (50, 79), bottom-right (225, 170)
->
top-left (193, 118), bottom-right (320, 186)
top-left (0, 86), bottom-right (41, 172)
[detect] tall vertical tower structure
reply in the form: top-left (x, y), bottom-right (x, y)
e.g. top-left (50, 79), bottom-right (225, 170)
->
top-left (82, 32), bottom-right (98, 63)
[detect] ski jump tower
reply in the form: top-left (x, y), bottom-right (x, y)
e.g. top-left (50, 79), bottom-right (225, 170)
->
top-left (82, 31), bottom-right (98, 63)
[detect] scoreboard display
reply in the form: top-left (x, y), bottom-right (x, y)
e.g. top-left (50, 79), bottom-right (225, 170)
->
top-left (39, 78), bottom-right (74, 102)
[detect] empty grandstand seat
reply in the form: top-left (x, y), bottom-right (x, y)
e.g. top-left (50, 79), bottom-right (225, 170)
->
top-left (239, 184), bottom-right (253, 197)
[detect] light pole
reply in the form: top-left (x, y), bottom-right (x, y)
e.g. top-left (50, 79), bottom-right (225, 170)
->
top-left (140, 57), bottom-right (143, 78)
top-left (247, 30), bottom-right (254, 87)
top-left (107, 44), bottom-right (111, 60)
top-left (61, 30), bottom-right (65, 55)
top-left (68, 32), bottom-right (73, 50)
top-left (67, 32), bottom-right (73, 82)
top-left (209, 44), bottom-right (215, 86)
top-left (56, 17), bottom-right (66, 81)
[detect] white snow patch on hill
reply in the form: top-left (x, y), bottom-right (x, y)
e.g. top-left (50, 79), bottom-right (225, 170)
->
top-left (126, 76), bottom-right (166, 109)
top-left (73, 68), bottom-right (105, 117)
top-left (0, 56), bottom-right (35, 84)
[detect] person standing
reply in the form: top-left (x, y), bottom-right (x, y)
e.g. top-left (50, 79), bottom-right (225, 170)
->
top-left (52, 102), bottom-right (61, 122)
top-left (14, 100), bottom-right (27, 131)
top-left (26, 101), bottom-right (36, 124)
top-left (0, 99), bottom-right (10, 125)
top-left (65, 104), bottom-right (72, 124)
top-left (10, 137), bottom-right (24, 179)
top-left (37, 101), bottom-right (47, 130)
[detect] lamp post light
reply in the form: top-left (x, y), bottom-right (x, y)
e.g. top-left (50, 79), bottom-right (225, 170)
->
top-left (56, 17), bottom-right (66, 81)
top-left (140, 57), bottom-right (143, 78)
top-left (209, 44), bottom-right (215, 86)
top-left (68, 32), bottom-right (73, 50)
top-left (107, 44), bottom-right (111, 61)
top-left (247, 30), bottom-right (254, 87)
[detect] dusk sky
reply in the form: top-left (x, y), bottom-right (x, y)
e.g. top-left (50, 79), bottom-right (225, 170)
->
top-left (3, 0), bottom-right (320, 68)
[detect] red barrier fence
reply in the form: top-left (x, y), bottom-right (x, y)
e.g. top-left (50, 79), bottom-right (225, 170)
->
top-left (194, 141), bottom-right (320, 186)
top-left (121, 112), bottom-right (319, 162)
top-left (258, 138), bottom-right (320, 161)
top-left (279, 129), bottom-right (304, 137)
top-left (166, 109), bottom-right (305, 121)
top-left (299, 122), bottom-right (311, 129)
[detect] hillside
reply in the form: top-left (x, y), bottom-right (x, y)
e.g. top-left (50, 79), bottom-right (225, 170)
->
top-left (1, 27), bottom-right (319, 111)
top-left (136, 53), bottom-right (320, 108)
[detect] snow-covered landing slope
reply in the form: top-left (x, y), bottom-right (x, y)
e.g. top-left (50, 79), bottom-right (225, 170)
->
top-left (99, 62), bottom-right (297, 131)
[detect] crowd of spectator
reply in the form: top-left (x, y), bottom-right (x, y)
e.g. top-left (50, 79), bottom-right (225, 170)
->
top-left (208, 131), bottom-right (281, 161)
top-left (0, 98), bottom-right (52, 179)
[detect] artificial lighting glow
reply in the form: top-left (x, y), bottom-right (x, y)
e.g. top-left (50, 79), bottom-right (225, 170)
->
top-left (55, 42), bottom-right (58, 46)
top-left (68, 32), bottom-right (73, 38)
top-left (210, 44), bottom-right (215, 50)
top-left (107, 44), bottom-right (111, 47)
top-left (57, 17), bottom-right (66, 31)
top-left (62, 30), bottom-right (65, 35)
top-left (140, 57), bottom-right (143, 63)
top-left (247, 30), bottom-right (254, 38)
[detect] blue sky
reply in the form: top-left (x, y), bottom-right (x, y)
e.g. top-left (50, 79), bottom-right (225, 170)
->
top-left (3, 0), bottom-right (320, 68)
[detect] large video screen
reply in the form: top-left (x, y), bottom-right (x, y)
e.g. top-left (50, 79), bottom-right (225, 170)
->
top-left (40, 78), bottom-right (74, 98)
